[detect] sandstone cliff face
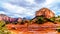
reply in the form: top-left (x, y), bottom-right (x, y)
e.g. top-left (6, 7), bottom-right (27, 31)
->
top-left (35, 8), bottom-right (55, 18)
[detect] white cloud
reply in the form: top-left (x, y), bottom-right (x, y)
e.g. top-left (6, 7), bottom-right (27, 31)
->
top-left (45, 0), bottom-right (55, 5)
top-left (1, 2), bottom-right (35, 18)
top-left (40, 0), bottom-right (55, 8)
top-left (10, 14), bottom-right (23, 18)
top-left (25, 0), bottom-right (35, 5)
top-left (0, 11), bottom-right (5, 14)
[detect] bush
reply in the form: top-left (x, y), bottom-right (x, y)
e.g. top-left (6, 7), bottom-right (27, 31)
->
top-left (48, 17), bottom-right (55, 22)
top-left (35, 16), bottom-right (56, 24)
top-left (35, 16), bottom-right (47, 24)
top-left (0, 20), bottom-right (11, 34)
top-left (57, 29), bottom-right (60, 32)
top-left (58, 16), bottom-right (60, 18)
top-left (5, 21), bottom-right (10, 24)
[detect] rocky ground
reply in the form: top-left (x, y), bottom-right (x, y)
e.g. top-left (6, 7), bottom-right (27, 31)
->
top-left (6, 22), bottom-right (60, 34)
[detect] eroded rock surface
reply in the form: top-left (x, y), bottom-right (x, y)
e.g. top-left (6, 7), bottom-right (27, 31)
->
top-left (36, 8), bottom-right (55, 18)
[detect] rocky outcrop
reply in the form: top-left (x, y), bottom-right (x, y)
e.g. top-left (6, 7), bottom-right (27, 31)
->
top-left (17, 18), bottom-right (23, 23)
top-left (31, 8), bottom-right (55, 24)
top-left (0, 14), bottom-right (9, 21)
top-left (35, 8), bottom-right (55, 18)
top-left (0, 14), bottom-right (20, 23)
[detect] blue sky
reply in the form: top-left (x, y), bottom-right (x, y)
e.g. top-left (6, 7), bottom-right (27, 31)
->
top-left (0, 0), bottom-right (60, 19)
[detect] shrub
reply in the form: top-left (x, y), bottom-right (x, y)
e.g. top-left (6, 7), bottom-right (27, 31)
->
top-left (0, 20), bottom-right (11, 34)
top-left (35, 16), bottom-right (46, 24)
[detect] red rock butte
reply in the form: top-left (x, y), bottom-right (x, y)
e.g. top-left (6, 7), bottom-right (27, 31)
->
top-left (35, 8), bottom-right (55, 18)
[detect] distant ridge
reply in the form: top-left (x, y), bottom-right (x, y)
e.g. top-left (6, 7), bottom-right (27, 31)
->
top-left (0, 14), bottom-right (7, 17)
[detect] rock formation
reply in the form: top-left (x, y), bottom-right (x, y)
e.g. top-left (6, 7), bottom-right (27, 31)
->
top-left (0, 14), bottom-right (9, 21)
top-left (35, 8), bottom-right (55, 18)
top-left (17, 18), bottom-right (23, 23)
